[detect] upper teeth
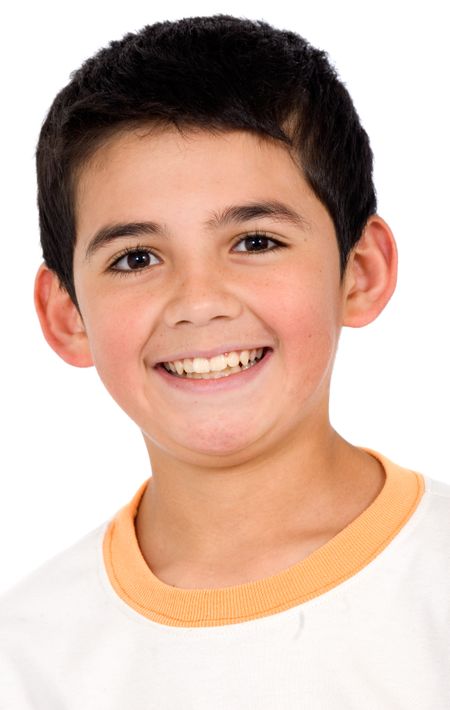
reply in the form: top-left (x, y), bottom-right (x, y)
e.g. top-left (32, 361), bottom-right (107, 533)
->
top-left (163, 348), bottom-right (265, 375)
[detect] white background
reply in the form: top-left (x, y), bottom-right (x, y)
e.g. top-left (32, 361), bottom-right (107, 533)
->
top-left (0, 0), bottom-right (448, 594)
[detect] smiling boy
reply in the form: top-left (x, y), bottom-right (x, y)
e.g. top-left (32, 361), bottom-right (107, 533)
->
top-left (1, 14), bottom-right (449, 709)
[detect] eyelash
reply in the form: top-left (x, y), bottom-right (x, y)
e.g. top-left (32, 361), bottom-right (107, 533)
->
top-left (107, 231), bottom-right (287, 277)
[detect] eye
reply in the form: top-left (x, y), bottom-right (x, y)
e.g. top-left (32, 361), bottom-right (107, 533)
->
top-left (108, 231), bottom-right (286, 276)
top-left (110, 248), bottom-right (159, 273)
top-left (233, 232), bottom-right (285, 254)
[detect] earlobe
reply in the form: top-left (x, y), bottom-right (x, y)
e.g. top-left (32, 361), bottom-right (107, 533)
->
top-left (342, 215), bottom-right (398, 328)
top-left (34, 264), bottom-right (94, 367)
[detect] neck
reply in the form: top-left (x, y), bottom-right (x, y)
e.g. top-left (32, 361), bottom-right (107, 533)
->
top-left (135, 424), bottom-right (385, 589)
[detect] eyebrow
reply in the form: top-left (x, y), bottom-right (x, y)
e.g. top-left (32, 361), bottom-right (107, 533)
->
top-left (84, 199), bottom-right (309, 261)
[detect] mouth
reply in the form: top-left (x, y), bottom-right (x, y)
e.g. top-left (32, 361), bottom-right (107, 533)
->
top-left (156, 346), bottom-right (272, 380)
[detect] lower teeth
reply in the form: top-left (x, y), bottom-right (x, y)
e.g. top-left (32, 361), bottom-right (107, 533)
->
top-left (166, 355), bottom-right (263, 379)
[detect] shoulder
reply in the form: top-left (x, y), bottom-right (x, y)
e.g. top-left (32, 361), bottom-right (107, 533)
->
top-left (421, 473), bottom-right (450, 525)
top-left (423, 473), bottom-right (450, 500)
top-left (407, 473), bottom-right (450, 565)
top-left (0, 520), bottom-right (108, 636)
top-left (0, 520), bottom-right (114, 703)
top-left (422, 473), bottom-right (450, 530)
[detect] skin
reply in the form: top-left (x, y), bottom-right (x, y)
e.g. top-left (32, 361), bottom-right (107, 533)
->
top-left (35, 126), bottom-right (398, 589)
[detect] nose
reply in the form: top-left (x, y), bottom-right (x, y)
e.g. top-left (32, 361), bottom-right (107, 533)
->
top-left (162, 263), bottom-right (243, 328)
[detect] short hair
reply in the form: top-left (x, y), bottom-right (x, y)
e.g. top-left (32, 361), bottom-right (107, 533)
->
top-left (36, 14), bottom-right (377, 309)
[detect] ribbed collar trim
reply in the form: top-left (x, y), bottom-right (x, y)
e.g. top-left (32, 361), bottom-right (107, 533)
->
top-left (102, 448), bottom-right (424, 627)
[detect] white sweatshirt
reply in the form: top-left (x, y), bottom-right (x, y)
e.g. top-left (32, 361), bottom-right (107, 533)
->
top-left (1, 447), bottom-right (449, 709)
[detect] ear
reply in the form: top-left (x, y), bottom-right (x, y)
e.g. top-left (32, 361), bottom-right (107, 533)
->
top-left (34, 264), bottom-right (94, 367)
top-left (342, 215), bottom-right (398, 327)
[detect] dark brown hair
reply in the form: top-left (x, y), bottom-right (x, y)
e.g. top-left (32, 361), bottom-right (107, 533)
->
top-left (36, 14), bottom-right (376, 309)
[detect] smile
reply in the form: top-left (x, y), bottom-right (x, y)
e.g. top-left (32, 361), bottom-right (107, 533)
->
top-left (161, 347), bottom-right (269, 378)
top-left (155, 346), bottom-right (273, 392)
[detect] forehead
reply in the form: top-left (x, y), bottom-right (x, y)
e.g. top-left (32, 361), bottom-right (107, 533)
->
top-left (73, 126), bottom-right (331, 249)
top-left (76, 126), bottom-right (304, 199)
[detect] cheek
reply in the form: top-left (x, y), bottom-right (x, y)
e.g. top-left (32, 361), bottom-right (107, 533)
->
top-left (83, 298), bottom-right (147, 397)
top-left (266, 273), bottom-right (339, 389)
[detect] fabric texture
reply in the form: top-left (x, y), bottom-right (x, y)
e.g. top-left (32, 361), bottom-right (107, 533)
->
top-left (1, 448), bottom-right (449, 709)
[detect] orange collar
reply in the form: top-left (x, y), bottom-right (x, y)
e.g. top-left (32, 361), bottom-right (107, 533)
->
top-left (103, 447), bottom-right (424, 627)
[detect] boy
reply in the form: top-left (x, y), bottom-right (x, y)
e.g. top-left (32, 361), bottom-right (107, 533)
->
top-left (1, 13), bottom-right (449, 709)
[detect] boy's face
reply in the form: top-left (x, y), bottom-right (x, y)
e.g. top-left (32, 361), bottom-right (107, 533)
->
top-left (71, 127), bottom-right (351, 462)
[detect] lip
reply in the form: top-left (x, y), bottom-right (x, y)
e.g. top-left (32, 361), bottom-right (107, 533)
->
top-left (154, 347), bottom-right (273, 393)
top-left (153, 344), bottom-right (271, 366)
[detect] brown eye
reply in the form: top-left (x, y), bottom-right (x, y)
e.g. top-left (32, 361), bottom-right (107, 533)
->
top-left (233, 233), bottom-right (283, 253)
top-left (111, 249), bottom-right (156, 272)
